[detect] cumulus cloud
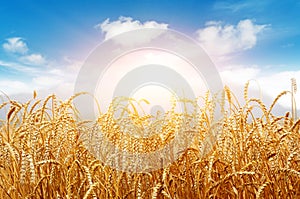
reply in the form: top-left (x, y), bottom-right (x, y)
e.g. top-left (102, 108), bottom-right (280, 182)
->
top-left (0, 80), bottom-right (31, 95)
top-left (2, 37), bottom-right (29, 54)
top-left (30, 58), bottom-right (81, 92)
top-left (0, 60), bottom-right (39, 74)
top-left (94, 16), bottom-right (169, 47)
top-left (20, 53), bottom-right (46, 65)
top-left (0, 56), bottom-right (81, 100)
top-left (219, 65), bottom-right (300, 115)
top-left (196, 19), bottom-right (268, 58)
top-left (2, 37), bottom-right (46, 66)
top-left (220, 65), bottom-right (261, 84)
top-left (96, 16), bottom-right (169, 40)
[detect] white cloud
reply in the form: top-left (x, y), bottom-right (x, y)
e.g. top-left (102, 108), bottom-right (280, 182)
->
top-left (94, 16), bottom-right (169, 47)
top-left (214, 1), bottom-right (253, 12)
top-left (213, 1), bottom-right (269, 12)
top-left (219, 65), bottom-right (300, 115)
top-left (95, 16), bottom-right (169, 41)
top-left (258, 70), bottom-right (300, 103)
top-left (220, 65), bottom-right (261, 84)
top-left (0, 57), bottom-right (81, 100)
top-left (32, 76), bottom-right (63, 88)
top-left (2, 37), bottom-right (46, 66)
top-left (0, 60), bottom-right (40, 74)
top-left (33, 58), bottom-right (81, 89)
top-left (196, 19), bottom-right (267, 58)
top-left (0, 80), bottom-right (31, 95)
top-left (20, 53), bottom-right (46, 65)
top-left (2, 37), bottom-right (29, 54)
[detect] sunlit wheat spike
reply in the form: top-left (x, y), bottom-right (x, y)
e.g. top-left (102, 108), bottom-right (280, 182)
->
top-left (151, 183), bottom-right (162, 199)
top-left (280, 168), bottom-right (300, 177)
top-left (7, 106), bottom-right (16, 121)
top-left (33, 90), bottom-right (37, 99)
top-left (291, 78), bottom-right (297, 121)
top-left (28, 153), bottom-right (36, 183)
top-left (83, 182), bottom-right (98, 199)
top-left (29, 99), bottom-right (41, 114)
top-left (0, 101), bottom-right (9, 110)
top-left (20, 150), bottom-right (28, 184)
top-left (161, 190), bottom-right (172, 199)
top-left (244, 80), bottom-right (250, 102)
top-left (256, 181), bottom-right (271, 199)
top-left (291, 78), bottom-right (297, 93)
top-left (268, 91), bottom-right (288, 114)
top-left (36, 159), bottom-right (61, 165)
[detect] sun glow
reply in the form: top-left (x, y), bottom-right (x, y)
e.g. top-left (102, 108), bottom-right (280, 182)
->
top-left (95, 48), bottom-right (208, 114)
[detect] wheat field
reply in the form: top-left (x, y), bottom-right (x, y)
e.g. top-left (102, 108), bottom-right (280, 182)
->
top-left (0, 83), bottom-right (299, 198)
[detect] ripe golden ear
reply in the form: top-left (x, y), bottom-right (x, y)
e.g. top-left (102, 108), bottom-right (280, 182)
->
top-left (33, 90), bottom-right (37, 99)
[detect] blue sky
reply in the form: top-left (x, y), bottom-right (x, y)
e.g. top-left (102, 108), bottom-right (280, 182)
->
top-left (0, 0), bottom-right (300, 112)
top-left (1, 0), bottom-right (299, 65)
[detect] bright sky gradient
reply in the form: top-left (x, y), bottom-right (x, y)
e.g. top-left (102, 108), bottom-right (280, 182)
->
top-left (0, 0), bottom-right (300, 114)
